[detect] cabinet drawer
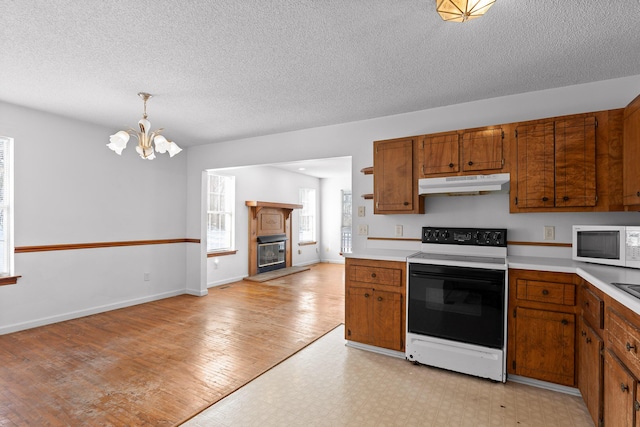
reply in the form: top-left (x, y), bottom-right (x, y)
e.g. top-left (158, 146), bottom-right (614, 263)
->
top-left (350, 265), bottom-right (402, 287)
top-left (581, 285), bottom-right (604, 329)
top-left (516, 279), bottom-right (575, 306)
top-left (607, 308), bottom-right (640, 377)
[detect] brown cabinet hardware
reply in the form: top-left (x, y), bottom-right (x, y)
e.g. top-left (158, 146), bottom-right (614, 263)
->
top-left (626, 342), bottom-right (636, 352)
top-left (622, 383), bottom-right (630, 392)
top-left (542, 289), bottom-right (549, 295)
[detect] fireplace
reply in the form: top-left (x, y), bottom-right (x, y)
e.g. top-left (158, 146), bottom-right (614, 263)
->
top-left (245, 201), bottom-right (303, 277)
top-left (257, 234), bottom-right (287, 273)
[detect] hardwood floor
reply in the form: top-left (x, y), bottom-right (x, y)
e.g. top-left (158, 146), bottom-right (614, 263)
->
top-left (0, 263), bottom-right (345, 426)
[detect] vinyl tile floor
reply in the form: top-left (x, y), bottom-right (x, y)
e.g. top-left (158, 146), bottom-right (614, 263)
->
top-left (181, 325), bottom-right (593, 427)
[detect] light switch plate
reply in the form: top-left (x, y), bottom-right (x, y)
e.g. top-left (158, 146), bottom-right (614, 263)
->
top-left (358, 206), bottom-right (365, 217)
top-left (395, 225), bottom-right (403, 237)
top-left (358, 224), bottom-right (368, 236)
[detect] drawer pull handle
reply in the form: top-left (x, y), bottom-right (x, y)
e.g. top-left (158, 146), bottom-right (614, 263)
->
top-left (371, 273), bottom-right (376, 278)
top-left (377, 296), bottom-right (383, 301)
top-left (622, 383), bottom-right (630, 393)
top-left (586, 337), bottom-right (592, 344)
top-left (561, 319), bottom-right (569, 326)
top-left (542, 289), bottom-right (549, 296)
top-left (581, 330), bottom-right (587, 337)
top-left (364, 293), bottom-right (370, 298)
top-left (627, 342), bottom-right (636, 352)
top-left (637, 191), bottom-right (640, 197)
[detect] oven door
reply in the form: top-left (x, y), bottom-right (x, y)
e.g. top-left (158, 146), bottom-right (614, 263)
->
top-left (408, 263), bottom-right (505, 349)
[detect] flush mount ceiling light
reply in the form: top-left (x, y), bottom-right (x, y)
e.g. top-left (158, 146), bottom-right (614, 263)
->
top-left (107, 92), bottom-right (182, 160)
top-left (436, 0), bottom-right (496, 22)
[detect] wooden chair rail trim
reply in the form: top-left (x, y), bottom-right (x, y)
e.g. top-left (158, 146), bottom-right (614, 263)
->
top-left (15, 238), bottom-right (200, 253)
top-left (207, 250), bottom-right (238, 258)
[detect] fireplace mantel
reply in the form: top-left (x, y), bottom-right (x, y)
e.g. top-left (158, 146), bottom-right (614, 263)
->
top-left (245, 201), bottom-right (303, 220)
top-left (245, 201), bottom-right (303, 276)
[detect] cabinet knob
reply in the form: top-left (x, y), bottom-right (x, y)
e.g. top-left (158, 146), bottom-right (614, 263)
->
top-left (581, 330), bottom-right (587, 337)
top-left (403, 202), bottom-right (409, 206)
top-left (561, 319), bottom-right (569, 326)
top-left (586, 337), bottom-right (592, 344)
top-left (377, 296), bottom-right (383, 301)
top-left (449, 163), bottom-right (454, 168)
top-left (542, 197), bottom-right (549, 202)
top-left (627, 342), bottom-right (636, 352)
top-left (371, 273), bottom-right (376, 278)
top-left (468, 161), bottom-right (473, 166)
top-left (637, 191), bottom-right (640, 197)
top-left (364, 293), bottom-right (370, 298)
top-left (622, 383), bottom-right (630, 393)
top-left (542, 289), bottom-right (549, 296)
top-left (584, 301), bottom-right (589, 307)
top-left (563, 196), bottom-right (569, 201)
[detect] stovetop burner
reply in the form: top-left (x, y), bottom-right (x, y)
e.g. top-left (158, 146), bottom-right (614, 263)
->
top-left (408, 227), bottom-right (508, 269)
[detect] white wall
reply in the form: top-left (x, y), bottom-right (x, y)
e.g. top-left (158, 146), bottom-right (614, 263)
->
top-left (187, 75), bottom-right (640, 293)
top-left (0, 101), bottom-right (188, 333)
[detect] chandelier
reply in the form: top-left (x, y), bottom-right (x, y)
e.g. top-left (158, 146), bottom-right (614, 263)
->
top-left (436, 0), bottom-right (496, 22)
top-left (107, 92), bottom-right (182, 160)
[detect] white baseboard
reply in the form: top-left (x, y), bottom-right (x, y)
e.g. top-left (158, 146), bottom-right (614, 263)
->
top-left (508, 374), bottom-right (581, 396)
top-left (0, 289), bottom-right (186, 335)
top-left (345, 340), bottom-right (406, 359)
top-left (207, 275), bottom-right (245, 288)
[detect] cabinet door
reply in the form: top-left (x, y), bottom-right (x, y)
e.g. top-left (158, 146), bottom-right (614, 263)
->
top-left (419, 132), bottom-right (459, 175)
top-left (461, 128), bottom-right (503, 172)
top-left (345, 287), bottom-right (373, 345)
top-left (604, 349), bottom-right (636, 427)
top-left (372, 290), bottom-right (403, 351)
top-left (578, 317), bottom-right (603, 427)
top-left (515, 122), bottom-right (555, 208)
top-left (513, 307), bottom-right (575, 386)
top-left (374, 138), bottom-right (416, 213)
top-left (624, 95), bottom-right (640, 206)
top-left (554, 116), bottom-right (597, 207)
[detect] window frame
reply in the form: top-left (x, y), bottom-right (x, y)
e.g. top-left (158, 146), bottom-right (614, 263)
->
top-left (206, 172), bottom-right (236, 254)
top-left (298, 187), bottom-right (317, 244)
top-left (0, 136), bottom-right (15, 279)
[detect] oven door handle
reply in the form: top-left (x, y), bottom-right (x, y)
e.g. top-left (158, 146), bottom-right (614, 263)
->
top-left (409, 271), bottom-right (501, 286)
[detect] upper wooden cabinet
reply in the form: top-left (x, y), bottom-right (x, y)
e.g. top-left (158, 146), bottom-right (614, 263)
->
top-left (514, 115), bottom-right (596, 209)
top-left (373, 137), bottom-right (424, 214)
top-left (461, 128), bottom-right (504, 172)
top-left (623, 94), bottom-right (640, 209)
top-left (418, 127), bottom-right (505, 177)
top-left (419, 131), bottom-right (459, 175)
top-left (510, 109), bottom-right (625, 213)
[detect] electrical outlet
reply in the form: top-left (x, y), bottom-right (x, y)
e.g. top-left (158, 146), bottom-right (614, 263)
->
top-left (395, 225), bottom-right (403, 237)
top-left (358, 206), bottom-right (365, 217)
top-left (144, 272), bottom-right (150, 281)
top-left (358, 224), bottom-right (368, 236)
top-left (543, 226), bottom-right (555, 241)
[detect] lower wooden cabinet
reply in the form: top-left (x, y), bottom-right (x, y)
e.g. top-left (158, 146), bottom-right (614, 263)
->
top-left (578, 316), bottom-right (604, 426)
top-left (345, 258), bottom-right (406, 352)
top-left (604, 349), bottom-right (637, 427)
top-left (508, 269), bottom-right (577, 387)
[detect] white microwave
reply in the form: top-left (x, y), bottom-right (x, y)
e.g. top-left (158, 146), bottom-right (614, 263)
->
top-left (572, 225), bottom-right (640, 269)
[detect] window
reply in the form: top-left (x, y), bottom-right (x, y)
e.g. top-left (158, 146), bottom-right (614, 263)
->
top-left (0, 136), bottom-right (14, 276)
top-left (206, 173), bottom-right (235, 252)
top-left (341, 190), bottom-right (352, 254)
top-left (299, 188), bottom-right (316, 243)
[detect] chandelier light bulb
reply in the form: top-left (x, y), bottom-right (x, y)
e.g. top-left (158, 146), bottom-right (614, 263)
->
top-left (107, 92), bottom-right (182, 160)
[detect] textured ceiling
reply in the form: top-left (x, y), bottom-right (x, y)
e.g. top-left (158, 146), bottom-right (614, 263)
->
top-left (1, 1), bottom-right (640, 147)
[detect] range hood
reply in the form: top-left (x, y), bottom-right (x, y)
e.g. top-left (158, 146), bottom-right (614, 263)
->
top-left (418, 173), bottom-right (510, 196)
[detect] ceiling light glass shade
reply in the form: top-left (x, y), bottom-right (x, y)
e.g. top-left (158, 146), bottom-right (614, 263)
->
top-left (107, 131), bottom-right (130, 155)
top-left (107, 92), bottom-right (182, 160)
top-left (436, 0), bottom-right (496, 22)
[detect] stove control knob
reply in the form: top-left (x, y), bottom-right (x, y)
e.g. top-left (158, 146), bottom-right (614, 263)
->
top-left (433, 231), bottom-right (440, 239)
top-left (425, 230), bottom-right (432, 239)
top-left (493, 232), bottom-right (502, 242)
top-left (482, 232), bottom-right (491, 242)
top-left (442, 231), bottom-right (450, 239)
